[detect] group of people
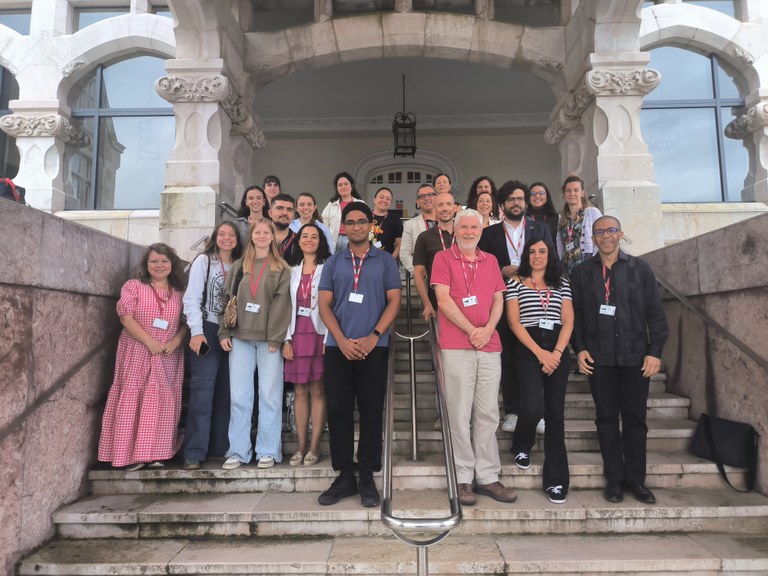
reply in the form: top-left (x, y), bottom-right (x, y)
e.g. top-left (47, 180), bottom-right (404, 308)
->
top-left (96, 170), bottom-right (668, 511)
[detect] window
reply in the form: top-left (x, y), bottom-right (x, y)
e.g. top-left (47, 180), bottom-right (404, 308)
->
top-left (387, 171), bottom-right (402, 184)
top-left (370, 175), bottom-right (384, 185)
top-left (641, 47), bottom-right (747, 202)
top-left (682, 1), bottom-right (735, 18)
top-left (74, 8), bottom-right (130, 31)
top-left (406, 171), bottom-right (421, 184)
top-left (0, 10), bottom-right (31, 34)
top-left (0, 67), bottom-right (20, 179)
top-left (65, 55), bottom-right (174, 210)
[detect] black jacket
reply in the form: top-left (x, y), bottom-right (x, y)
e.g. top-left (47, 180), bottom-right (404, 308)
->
top-left (570, 251), bottom-right (669, 367)
top-left (478, 218), bottom-right (553, 270)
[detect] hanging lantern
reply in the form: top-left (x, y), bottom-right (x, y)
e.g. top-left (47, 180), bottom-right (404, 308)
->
top-left (392, 75), bottom-right (417, 158)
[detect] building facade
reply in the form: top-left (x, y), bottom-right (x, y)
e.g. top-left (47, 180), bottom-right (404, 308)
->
top-left (1, 0), bottom-right (767, 259)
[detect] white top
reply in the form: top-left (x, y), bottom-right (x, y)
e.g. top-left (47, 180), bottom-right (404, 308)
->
top-left (184, 253), bottom-right (231, 336)
top-left (285, 260), bottom-right (328, 341)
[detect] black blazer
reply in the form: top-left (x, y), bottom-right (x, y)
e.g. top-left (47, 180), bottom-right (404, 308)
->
top-left (478, 217), bottom-right (553, 270)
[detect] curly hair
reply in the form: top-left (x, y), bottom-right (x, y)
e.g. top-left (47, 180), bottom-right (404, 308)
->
top-left (516, 237), bottom-right (563, 289)
top-left (288, 223), bottom-right (332, 266)
top-left (135, 243), bottom-right (186, 291)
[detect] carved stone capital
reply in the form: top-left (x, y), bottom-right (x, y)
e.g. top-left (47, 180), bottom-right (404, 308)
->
top-left (545, 80), bottom-right (591, 145)
top-left (586, 67), bottom-right (661, 96)
top-left (725, 103), bottom-right (768, 139)
top-left (0, 113), bottom-right (77, 142)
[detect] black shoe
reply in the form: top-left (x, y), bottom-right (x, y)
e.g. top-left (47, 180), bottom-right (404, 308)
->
top-left (627, 483), bottom-right (656, 504)
top-left (318, 473), bottom-right (358, 506)
top-left (358, 475), bottom-right (380, 508)
top-left (514, 452), bottom-right (531, 470)
top-left (604, 481), bottom-right (624, 503)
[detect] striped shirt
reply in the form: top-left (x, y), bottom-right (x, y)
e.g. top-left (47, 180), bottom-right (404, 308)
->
top-left (504, 278), bottom-right (572, 328)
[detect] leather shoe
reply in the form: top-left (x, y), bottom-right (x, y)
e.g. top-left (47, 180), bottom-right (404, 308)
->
top-left (458, 483), bottom-right (476, 506)
top-left (473, 481), bottom-right (517, 503)
top-left (318, 473), bottom-right (357, 506)
top-left (604, 481), bottom-right (624, 503)
top-left (627, 483), bottom-right (656, 504)
top-left (358, 475), bottom-right (380, 508)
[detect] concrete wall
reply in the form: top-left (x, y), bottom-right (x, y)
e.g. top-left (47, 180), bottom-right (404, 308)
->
top-left (0, 200), bottom-right (145, 575)
top-left (644, 211), bottom-right (768, 493)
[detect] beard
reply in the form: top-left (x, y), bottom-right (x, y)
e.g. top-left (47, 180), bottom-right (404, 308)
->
top-left (456, 238), bottom-right (479, 252)
top-left (503, 206), bottom-right (524, 221)
top-left (273, 219), bottom-right (289, 231)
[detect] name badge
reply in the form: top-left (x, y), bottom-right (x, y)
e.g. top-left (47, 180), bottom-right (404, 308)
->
top-left (373, 241), bottom-right (382, 248)
top-left (539, 319), bottom-right (555, 330)
top-left (599, 304), bottom-right (616, 316)
top-left (462, 295), bottom-right (478, 307)
top-left (297, 306), bottom-right (312, 317)
top-left (245, 302), bottom-right (261, 314)
top-left (510, 258), bottom-right (520, 267)
top-left (152, 318), bottom-right (169, 330)
top-left (349, 292), bottom-right (364, 304)
top-left (566, 241), bottom-right (576, 252)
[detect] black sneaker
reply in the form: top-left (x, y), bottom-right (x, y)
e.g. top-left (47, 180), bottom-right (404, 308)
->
top-left (318, 473), bottom-right (358, 506)
top-left (358, 475), bottom-right (380, 508)
top-left (514, 452), bottom-right (531, 470)
top-left (545, 485), bottom-right (567, 504)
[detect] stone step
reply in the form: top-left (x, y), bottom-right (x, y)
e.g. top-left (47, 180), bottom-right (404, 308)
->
top-left (19, 532), bottom-right (768, 576)
top-left (87, 450), bottom-right (747, 496)
top-left (53, 486), bottom-right (768, 540)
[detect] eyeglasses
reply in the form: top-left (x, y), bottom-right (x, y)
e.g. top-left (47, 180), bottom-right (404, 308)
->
top-left (593, 227), bottom-right (621, 237)
top-left (505, 197), bottom-right (526, 204)
top-left (344, 219), bottom-right (370, 228)
top-left (530, 191), bottom-right (546, 197)
top-left (417, 192), bottom-right (436, 199)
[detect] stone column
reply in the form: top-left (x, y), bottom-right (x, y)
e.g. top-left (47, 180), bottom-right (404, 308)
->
top-left (725, 98), bottom-right (768, 202)
top-left (156, 59), bottom-right (265, 260)
top-left (315, 0), bottom-right (332, 22)
top-left (475, 0), bottom-right (494, 20)
top-left (394, 0), bottom-right (412, 12)
top-left (0, 103), bottom-right (74, 212)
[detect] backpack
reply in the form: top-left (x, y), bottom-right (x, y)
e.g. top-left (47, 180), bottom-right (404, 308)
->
top-left (0, 178), bottom-right (26, 204)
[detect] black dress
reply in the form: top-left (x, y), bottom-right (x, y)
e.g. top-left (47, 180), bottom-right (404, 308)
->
top-left (371, 212), bottom-right (404, 254)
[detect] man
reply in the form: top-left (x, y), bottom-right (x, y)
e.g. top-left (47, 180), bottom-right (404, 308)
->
top-left (399, 184), bottom-right (437, 275)
top-left (270, 193), bottom-right (298, 262)
top-left (412, 191), bottom-right (455, 320)
top-left (431, 208), bottom-right (517, 506)
top-left (570, 215), bottom-right (669, 505)
top-left (318, 202), bottom-right (402, 507)
top-left (478, 181), bottom-right (552, 434)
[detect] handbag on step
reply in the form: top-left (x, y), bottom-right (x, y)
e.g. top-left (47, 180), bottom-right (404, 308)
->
top-left (689, 413), bottom-right (759, 492)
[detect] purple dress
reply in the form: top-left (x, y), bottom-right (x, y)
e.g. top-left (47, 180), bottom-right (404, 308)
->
top-left (284, 273), bottom-right (324, 384)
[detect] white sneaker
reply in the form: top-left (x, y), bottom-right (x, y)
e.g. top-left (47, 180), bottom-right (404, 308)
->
top-left (222, 457), bottom-right (242, 470)
top-left (501, 413), bottom-right (518, 432)
top-left (257, 456), bottom-right (275, 469)
top-left (536, 418), bottom-right (546, 435)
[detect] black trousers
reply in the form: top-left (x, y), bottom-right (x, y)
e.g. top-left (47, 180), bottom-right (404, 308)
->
top-left (497, 317), bottom-right (520, 414)
top-left (324, 346), bottom-right (388, 476)
top-left (589, 365), bottom-right (650, 484)
top-left (511, 325), bottom-right (570, 489)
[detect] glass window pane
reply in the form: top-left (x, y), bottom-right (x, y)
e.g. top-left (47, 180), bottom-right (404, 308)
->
top-left (716, 59), bottom-right (741, 99)
top-left (76, 9), bottom-right (130, 31)
top-left (154, 9), bottom-right (173, 18)
top-left (721, 109), bottom-right (748, 201)
top-left (1, 66), bottom-right (19, 107)
top-left (645, 47), bottom-right (714, 101)
top-left (101, 56), bottom-right (171, 109)
top-left (641, 108), bottom-right (722, 202)
top-left (0, 11), bottom-right (31, 35)
top-left (64, 117), bottom-right (96, 210)
top-left (683, 1), bottom-right (735, 17)
top-left (97, 116), bottom-right (174, 210)
top-left (0, 132), bottom-right (20, 179)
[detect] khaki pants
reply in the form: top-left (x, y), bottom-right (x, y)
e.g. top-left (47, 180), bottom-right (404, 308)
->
top-left (441, 349), bottom-right (502, 485)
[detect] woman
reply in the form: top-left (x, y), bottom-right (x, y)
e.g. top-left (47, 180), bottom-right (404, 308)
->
top-left (527, 182), bottom-right (558, 241)
top-left (556, 175), bottom-right (602, 275)
top-left (290, 192), bottom-right (335, 254)
top-left (505, 237), bottom-right (574, 504)
top-left (263, 175), bottom-right (282, 206)
top-left (98, 243), bottom-right (187, 471)
top-left (433, 173), bottom-right (452, 196)
top-left (371, 186), bottom-right (404, 257)
top-left (181, 221), bottom-right (244, 470)
top-left (467, 189), bottom-right (500, 228)
top-left (284, 223), bottom-right (331, 465)
top-left (466, 176), bottom-right (499, 221)
top-left (219, 220), bottom-right (292, 470)
top-left (321, 171), bottom-right (364, 252)
top-left (234, 185), bottom-right (269, 246)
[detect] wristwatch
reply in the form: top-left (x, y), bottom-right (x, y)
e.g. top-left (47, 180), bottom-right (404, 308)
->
top-left (372, 328), bottom-right (382, 338)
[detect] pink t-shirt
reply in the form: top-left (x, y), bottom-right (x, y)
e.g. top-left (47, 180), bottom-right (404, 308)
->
top-left (430, 246), bottom-right (506, 352)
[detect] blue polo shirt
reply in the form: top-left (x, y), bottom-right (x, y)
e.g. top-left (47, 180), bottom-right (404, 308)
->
top-left (319, 244), bottom-right (401, 347)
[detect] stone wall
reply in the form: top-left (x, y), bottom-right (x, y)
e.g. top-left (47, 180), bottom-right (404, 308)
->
top-left (0, 201), bottom-right (145, 575)
top-left (644, 211), bottom-right (768, 493)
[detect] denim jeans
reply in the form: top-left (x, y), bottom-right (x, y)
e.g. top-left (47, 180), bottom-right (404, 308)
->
top-left (182, 320), bottom-right (231, 460)
top-left (227, 337), bottom-right (284, 463)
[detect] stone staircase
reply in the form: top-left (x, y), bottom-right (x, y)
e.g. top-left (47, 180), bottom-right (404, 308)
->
top-left (17, 290), bottom-right (768, 575)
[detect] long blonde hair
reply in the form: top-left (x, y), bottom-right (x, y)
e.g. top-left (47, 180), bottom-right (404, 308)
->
top-left (242, 219), bottom-right (289, 274)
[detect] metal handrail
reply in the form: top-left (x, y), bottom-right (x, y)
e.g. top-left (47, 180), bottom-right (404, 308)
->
top-left (381, 317), bottom-right (462, 576)
top-left (219, 201), bottom-right (238, 218)
top-left (656, 275), bottom-right (768, 375)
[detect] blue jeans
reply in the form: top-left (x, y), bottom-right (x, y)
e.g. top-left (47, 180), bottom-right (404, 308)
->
top-left (227, 337), bottom-right (284, 463)
top-left (182, 320), bottom-right (230, 460)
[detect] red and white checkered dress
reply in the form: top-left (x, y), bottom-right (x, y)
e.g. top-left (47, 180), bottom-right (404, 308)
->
top-left (98, 279), bottom-right (185, 467)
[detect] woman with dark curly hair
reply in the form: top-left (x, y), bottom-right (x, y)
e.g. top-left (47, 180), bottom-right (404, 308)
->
top-left (98, 243), bottom-right (188, 471)
top-left (467, 177), bottom-right (500, 228)
top-left (505, 237), bottom-right (573, 504)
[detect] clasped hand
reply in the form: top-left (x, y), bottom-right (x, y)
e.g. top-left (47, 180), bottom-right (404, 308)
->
top-left (339, 334), bottom-right (377, 361)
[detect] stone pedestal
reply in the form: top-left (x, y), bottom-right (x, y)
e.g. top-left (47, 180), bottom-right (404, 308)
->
top-left (725, 99), bottom-right (768, 202)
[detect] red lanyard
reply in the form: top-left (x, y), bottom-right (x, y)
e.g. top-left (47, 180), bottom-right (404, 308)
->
top-left (150, 284), bottom-right (171, 317)
top-left (438, 227), bottom-right (453, 251)
top-left (300, 265), bottom-right (316, 303)
top-left (423, 215), bottom-right (435, 230)
top-left (530, 277), bottom-right (552, 318)
top-left (503, 219), bottom-right (525, 259)
top-left (351, 247), bottom-right (370, 293)
top-left (566, 211), bottom-right (582, 243)
top-left (451, 245), bottom-right (479, 296)
top-left (279, 233), bottom-right (296, 257)
top-left (602, 264), bottom-right (611, 304)
top-left (249, 258), bottom-right (269, 300)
